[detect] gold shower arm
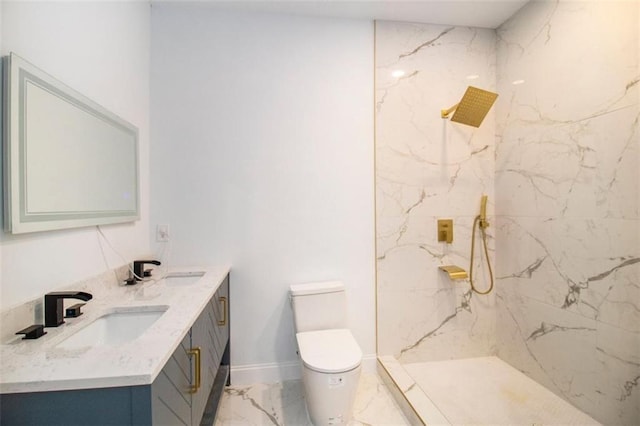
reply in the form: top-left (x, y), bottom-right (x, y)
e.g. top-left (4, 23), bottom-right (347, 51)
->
top-left (441, 103), bottom-right (459, 119)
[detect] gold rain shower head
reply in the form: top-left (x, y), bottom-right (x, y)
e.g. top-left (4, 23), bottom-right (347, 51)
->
top-left (441, 86), bottom-right (498, 128)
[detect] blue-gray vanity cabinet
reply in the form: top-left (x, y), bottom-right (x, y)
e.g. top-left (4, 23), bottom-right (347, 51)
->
top-left (190, 274), bottom-right (230, 425)
top-left (0, 274), bottom-right (231, 426)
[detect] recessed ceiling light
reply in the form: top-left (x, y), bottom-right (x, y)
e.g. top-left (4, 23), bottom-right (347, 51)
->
top-left (512, 79), bottom-right (525, 85)
top-left (391, 70), bottom-right (406, 78)
top-left (466, 74), bottom-right (480, 80)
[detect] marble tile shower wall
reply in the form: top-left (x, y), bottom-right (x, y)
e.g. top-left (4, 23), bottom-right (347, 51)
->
top-left (494, 1), bottom-right (639, 425)
top-left (375, 21), bottom-right (498, 362)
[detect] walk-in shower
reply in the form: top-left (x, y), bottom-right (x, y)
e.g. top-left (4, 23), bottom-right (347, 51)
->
top-left (375, 1), bottom-right (639, 424)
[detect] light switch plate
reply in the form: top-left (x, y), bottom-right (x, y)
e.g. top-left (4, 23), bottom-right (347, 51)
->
top-left (156, 224), bottom-right (170, 242)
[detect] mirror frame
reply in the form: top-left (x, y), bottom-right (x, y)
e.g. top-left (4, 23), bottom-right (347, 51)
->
top-left (3, 53), bottom-right (140, 234)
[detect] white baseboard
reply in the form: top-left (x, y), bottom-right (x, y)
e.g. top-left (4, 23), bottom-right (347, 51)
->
top-left (230, 360), bottom-right (302, 385)
top-left (230, 353), bottom-right (377, 385)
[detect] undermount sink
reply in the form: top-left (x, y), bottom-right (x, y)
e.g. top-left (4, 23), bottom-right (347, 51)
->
top-left (164, 271), bottom-right (206, 286)
top-left (56, 306), bottom-right (168, 350)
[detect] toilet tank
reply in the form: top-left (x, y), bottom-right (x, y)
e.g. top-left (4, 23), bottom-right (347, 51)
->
top-left (290, 281), bottom-right (347, 333)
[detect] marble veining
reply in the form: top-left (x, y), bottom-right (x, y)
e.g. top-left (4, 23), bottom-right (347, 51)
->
top-left (527, 321), bottom-right (596, 342)
top-left (214, 372), bottom-right (408, 426)
top-left (0, 264), bottom-right (230, 393)
top-left (397, 27), bottom-right (455, 60)
top-left (398, 289), bottom-right (473, 358)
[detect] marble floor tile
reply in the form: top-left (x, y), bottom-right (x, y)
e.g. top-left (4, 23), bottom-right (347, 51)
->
top-left (214, 372), bottom-right (409, 425)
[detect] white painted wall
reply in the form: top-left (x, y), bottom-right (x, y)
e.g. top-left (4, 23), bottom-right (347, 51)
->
top-left (150, 5), bottom-right (375, 380)
top-left (0, 2), bottom-right (151, 310)
top-left (0, 1), bottom-right (4, 295)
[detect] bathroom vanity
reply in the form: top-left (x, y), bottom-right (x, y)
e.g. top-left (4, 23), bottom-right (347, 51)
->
top-left (0, 266), bottom-right (230, 425)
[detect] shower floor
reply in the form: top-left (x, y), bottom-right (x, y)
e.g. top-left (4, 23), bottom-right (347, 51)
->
top-left (380, 356), bottom-right (600, 425)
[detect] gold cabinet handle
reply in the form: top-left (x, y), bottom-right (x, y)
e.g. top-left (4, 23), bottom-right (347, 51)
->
top-left (188, 347), bottom-right (201, 393)
top-left (218, 296), bottom-right (227, 326)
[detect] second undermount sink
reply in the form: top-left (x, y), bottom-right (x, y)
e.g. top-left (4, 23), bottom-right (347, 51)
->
top-left (164, 271), bottom-right (206, 286)
top-left (56, 306), bottom-right (168, 350)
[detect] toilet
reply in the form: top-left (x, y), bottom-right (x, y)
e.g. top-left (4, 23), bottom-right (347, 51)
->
top-left (289, 281), bottom-right (363, 426)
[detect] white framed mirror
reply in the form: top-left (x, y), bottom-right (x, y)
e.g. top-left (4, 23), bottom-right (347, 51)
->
top-left (3, 53), bottom-right (139, 234)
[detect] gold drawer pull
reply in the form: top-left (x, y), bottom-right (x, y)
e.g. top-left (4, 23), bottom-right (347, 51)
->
top-left (218, 296), bottom-right (227, 326)
top-left (188, 347), bottom-right (201, 393)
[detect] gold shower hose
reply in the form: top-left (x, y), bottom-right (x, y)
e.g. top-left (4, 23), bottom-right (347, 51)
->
top-left (469, 215), bottom-right (494, 295)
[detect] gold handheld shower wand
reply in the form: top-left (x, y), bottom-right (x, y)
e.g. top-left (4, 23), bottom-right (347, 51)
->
top-left (479, 194), bottom-right (488, 229)
top-left (469, 195), bottom-right (494, 295)
top-left (441, 86), bottom-right (498, 128)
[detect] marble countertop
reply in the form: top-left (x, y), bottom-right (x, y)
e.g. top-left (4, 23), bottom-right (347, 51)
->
top-left (0, 265), bottom-right (230, 394)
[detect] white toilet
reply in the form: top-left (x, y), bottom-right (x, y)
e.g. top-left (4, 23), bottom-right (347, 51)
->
top-left (289, 281), bottom-right (363, 426)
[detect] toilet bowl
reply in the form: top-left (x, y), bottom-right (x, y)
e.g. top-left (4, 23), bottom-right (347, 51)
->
top-left (290, 282), bottom-right (363, 425)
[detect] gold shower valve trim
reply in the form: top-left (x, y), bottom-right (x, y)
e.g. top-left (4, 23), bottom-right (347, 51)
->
top-left (437, 219), bottom-right (453, 244)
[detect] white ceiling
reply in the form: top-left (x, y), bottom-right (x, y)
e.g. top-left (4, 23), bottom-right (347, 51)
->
top-left (156, 0), bottom-right (530, 29)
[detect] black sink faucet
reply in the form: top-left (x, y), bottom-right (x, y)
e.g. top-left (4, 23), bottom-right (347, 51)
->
top-left (133, 260), bottom-right (161, 281)
top-left (44, 291), bottom-right (93, 327)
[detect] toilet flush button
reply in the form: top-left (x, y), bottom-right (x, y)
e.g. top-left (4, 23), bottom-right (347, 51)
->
top-left (328, 376), bottom-right (345, 388)
top-left (328, 415), bottom-right (343, 425)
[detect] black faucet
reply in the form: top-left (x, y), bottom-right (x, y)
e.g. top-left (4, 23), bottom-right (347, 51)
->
top-left (44, 291), bottom-right (93, 327)
top-left (133, 260), bottom-right (161, 281)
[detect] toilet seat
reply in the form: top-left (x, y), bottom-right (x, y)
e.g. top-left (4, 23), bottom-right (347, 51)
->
top-left (296, 329), bottom-right (362, 374)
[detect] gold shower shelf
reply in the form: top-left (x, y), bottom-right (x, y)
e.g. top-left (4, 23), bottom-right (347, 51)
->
top-left (439, 265), bottom-right (468, 280)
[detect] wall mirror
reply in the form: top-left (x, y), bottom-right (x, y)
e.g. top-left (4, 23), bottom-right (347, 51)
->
top-left (3, 53), bottom-right (139, 234)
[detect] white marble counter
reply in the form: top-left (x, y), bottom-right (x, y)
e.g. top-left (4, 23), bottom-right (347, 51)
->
top-left (0, 265), bottom-right (230, 394)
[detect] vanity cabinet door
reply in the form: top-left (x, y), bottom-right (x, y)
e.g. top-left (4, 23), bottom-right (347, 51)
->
top-left (215, 275), bottom-right (230, 363)
top-left (190, 294), bottom-right (217, 424)
top-left (151, 331), bottom-right (193, 425)
top-left (210, 275), bottom-right (229, 369)
top-left (191, 274), bottom-right (230, 425)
